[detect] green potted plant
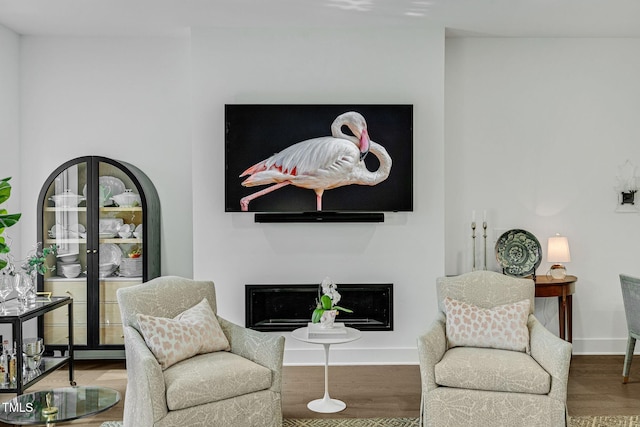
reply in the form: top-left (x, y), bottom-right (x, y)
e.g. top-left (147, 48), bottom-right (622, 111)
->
top-left (22, 243), bottom-right (58, 275)
top-left (311, 277), bottom-right (353, 326)
top-left (19, 243), bottom-right (57, 304)
top-left (0, 177), bottom-right (21, 271)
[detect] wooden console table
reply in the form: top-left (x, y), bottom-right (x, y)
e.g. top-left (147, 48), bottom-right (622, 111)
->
top-left (534, 275), bottom-right (577, 342)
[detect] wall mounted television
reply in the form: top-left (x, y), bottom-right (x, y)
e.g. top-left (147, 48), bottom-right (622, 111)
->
top-left (225, 104), bottom-right (413, 222)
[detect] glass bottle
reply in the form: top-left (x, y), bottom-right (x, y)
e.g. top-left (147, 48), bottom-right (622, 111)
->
top-left (0, 340), bottom-right (8, 387)
top-left (9, 341), bottom-right (16, 387)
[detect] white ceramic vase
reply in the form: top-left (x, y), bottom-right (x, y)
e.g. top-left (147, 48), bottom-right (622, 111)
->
top-left (320, 309), bottom-right (338, 329)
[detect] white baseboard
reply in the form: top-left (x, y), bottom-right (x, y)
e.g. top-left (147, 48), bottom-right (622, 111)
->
top-left (570, 337), bottom-right (639, 355)
top-left (283, 338), bottom-right (639, 366)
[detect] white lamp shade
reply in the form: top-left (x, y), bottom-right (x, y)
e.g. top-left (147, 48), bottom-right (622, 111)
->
top-left (547, 235), bottom-right (571, 263)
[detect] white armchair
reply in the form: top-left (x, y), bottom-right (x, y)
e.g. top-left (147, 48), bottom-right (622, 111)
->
top-left (117, 276), bottom-right (285, 427)
top-left (417, 271), bottom-right (572, 427)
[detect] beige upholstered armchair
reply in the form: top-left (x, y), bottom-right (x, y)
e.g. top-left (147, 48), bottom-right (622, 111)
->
top-left (417, 271), bottom-right (572, 427)
top-left (117, 276), bottom-right (285, 427)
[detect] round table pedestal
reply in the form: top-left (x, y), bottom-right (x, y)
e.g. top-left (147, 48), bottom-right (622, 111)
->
top-left (307, 343), bottom-right (347, 413)
top-left (307, 395), bottom-right (346, 413)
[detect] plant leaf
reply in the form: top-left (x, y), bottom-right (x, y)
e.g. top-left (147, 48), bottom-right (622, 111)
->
top-left (312, 308), bottom-right (324, 323)
top-left (0, 178), bottom-right (11, 205)
top-left (0, 260), bottom-right (6, 271)
top-left (334, 305), bottom-right (353, 313)
top-left (320, 294), bottom-right (332, 310)
top-left (0, 213), bottom-right (21, 229)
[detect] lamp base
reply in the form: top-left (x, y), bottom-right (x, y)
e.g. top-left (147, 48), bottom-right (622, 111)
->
top-left (550, 264), bottom-right (567, 280)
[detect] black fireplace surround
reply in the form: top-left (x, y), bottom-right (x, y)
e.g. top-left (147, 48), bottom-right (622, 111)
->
top-left (245, 283), bottom-right (393, 332)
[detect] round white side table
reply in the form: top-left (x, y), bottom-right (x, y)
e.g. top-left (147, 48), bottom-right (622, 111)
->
top-left (291, 326), bottom-right (362, 413)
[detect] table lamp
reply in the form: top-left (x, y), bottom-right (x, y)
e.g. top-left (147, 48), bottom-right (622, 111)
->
top-left (547, 234), bottom-right (571, 279)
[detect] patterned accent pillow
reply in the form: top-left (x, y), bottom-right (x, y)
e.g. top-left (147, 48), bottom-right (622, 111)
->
top-left (444, 297), bottom-right (530, 353)
top-left (137, 298), bottom-right (230, 370)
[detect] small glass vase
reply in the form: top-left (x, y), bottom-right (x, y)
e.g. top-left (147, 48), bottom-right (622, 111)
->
top-left (27, 271), bottom-right (38, 305)
top-left (320, 310), bottom-right (338, 329)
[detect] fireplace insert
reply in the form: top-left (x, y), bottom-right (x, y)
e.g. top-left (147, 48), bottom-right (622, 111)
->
top-left (245, 283), bottom-right (393, 332)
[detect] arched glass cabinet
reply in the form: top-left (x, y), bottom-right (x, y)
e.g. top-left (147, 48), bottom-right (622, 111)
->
top-left (37, 156), bottom-right (160, 358)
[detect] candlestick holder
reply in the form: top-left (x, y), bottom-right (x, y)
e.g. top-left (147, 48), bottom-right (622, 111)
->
top-left (483, 221), bottom-right (488, 270)
top-left (471, 221), bottom-right (477, 271)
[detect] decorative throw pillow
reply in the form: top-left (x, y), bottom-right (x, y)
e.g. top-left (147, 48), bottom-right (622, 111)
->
top-left (137, 298), bottom-right (230, 370)
top-left (444, 297), bottom-right (530, 353)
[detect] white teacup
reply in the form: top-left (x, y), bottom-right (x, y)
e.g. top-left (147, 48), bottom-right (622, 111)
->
top-left (117, 224), bottom-right (132, 238)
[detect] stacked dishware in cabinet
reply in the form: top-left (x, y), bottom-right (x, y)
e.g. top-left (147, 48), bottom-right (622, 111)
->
top-left (37, 156), bottom-right (160, 359)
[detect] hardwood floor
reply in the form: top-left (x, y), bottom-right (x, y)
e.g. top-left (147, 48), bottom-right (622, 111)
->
top-left (0, 355), bottom-right (638, 426)
top-left (282, 365), bottom-right (421, 419)
top-left (567, 355), bottom-right (640, 416)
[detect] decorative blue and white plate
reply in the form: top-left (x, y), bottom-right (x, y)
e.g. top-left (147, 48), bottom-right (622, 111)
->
top-left (495, 229), bottom-right (542, 277)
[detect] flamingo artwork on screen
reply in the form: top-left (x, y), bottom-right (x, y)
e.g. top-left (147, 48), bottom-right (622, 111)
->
top-left (225, 104), bottom-right (413, 214)
top-left (238, 111), bottom-right (392, 211)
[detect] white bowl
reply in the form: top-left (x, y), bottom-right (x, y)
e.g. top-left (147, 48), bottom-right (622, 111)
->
top-left (99, 218), bottom-right (124, 233)
top-left (59, 264), bottom-right (82, 278)
top-left (111, 190), bottom-right (141, 207)
top-left (49, 190), bottom-right (85, 207)
top-left (61, 269), bottom-right (81, 278)
top-left (57, 261), bottom-right (81, 278)
top-left (57, 261), bottom-right (80, 268)
top-left (58, 253), bottom-right (78, 263)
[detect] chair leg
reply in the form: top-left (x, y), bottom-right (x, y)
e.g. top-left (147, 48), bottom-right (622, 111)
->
top-left (623, 336), bottom-right (636, 384)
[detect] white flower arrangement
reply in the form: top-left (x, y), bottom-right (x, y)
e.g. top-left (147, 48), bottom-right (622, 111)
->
top-left (311, 276), bottom-right (353, 323)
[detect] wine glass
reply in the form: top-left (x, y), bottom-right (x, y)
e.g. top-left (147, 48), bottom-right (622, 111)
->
top-left (0, 274), bottom-right (13, 314)
top-left (14, 273), bottom-right (30, 308)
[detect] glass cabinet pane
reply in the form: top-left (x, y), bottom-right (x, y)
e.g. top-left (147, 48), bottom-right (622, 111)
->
top-left (41, 161), bottom-right (88, 346)
top-left (96, 161), bottom-right (145, 345)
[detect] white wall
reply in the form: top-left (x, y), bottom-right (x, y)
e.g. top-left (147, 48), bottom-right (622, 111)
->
top-left (0, 24), bottom-right (21, 259)
top-left (445, 38), bottom-right (640, 353)
top-left (0, 24), bottom-right (21, 339)
top-left (190, 26), bottom-right (445, 364)
top-left (19, 36), bottom-right (193, 278)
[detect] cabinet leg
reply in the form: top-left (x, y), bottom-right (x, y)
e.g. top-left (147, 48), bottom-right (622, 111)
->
top-left (68, 300), bottom-right (75, 386)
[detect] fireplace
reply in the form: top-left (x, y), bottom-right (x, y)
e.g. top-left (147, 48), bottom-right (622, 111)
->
top-left (245, 283), bottom-right (393, 332)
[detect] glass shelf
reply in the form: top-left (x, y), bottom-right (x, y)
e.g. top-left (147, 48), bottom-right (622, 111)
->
top-left (100, 206), bottom-right (143, 212)
top-left (99, 238), bottom-right (142, 244)
top-left (43, 207), bottom-right (87, 212)
top-left (44, 238), bottom-right (87, 245)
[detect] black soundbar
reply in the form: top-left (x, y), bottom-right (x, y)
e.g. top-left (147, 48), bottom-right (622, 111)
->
top-left (254, 212), bottom-right (385, 223)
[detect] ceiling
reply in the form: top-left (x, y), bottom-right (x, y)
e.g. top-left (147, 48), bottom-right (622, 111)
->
top-left (1, 0), bottom-right (640, 38)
